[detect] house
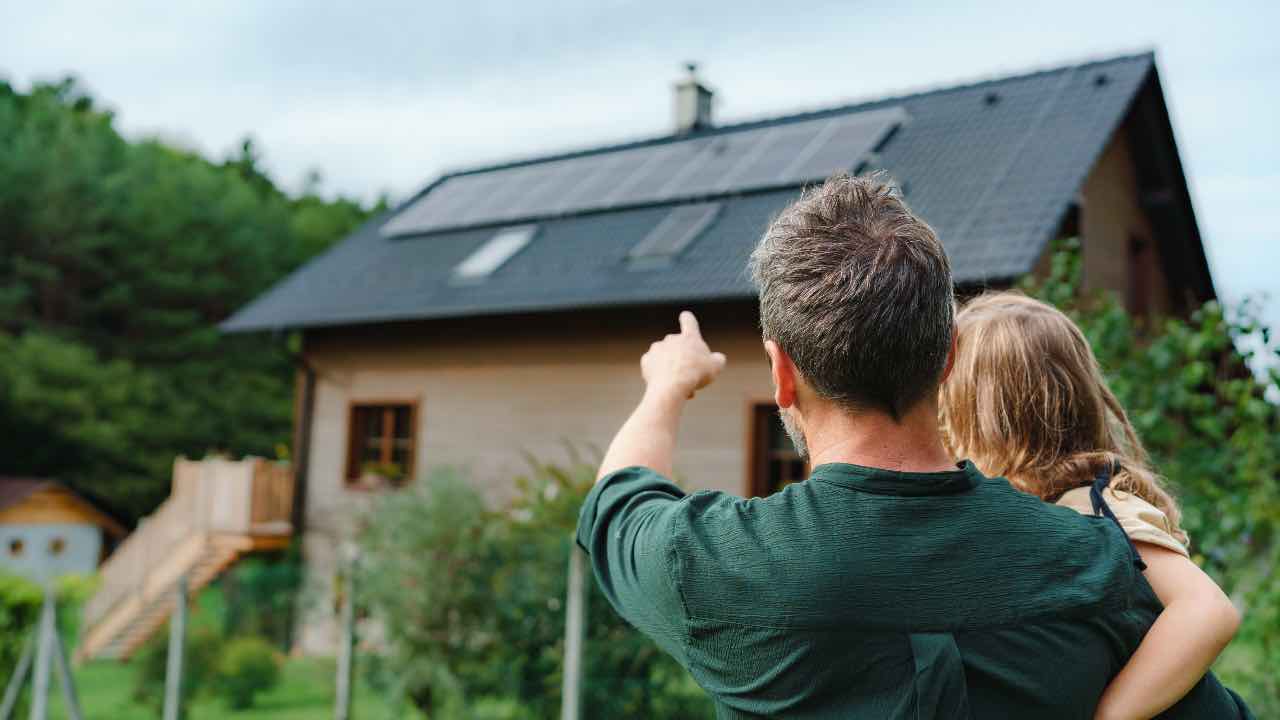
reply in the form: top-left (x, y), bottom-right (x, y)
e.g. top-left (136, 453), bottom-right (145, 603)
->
top-left (0, 478), bottom-right (127, 582)
top-left (223, 52), bottom-right (1214, 652)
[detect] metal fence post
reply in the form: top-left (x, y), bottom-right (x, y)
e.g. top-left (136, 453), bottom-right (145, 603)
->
top-left (335, 546), bottom-right (356, 720)
top-left (163, 575), bottom-right (188, 720)
top-left (561, 544), bottom-right (589, 720)
top-left (51, 620), bottom-right (83, 720)
top-left (28, 586), bottom-right (56, 720)
top-left (0, 635), bottom-right (34, 720)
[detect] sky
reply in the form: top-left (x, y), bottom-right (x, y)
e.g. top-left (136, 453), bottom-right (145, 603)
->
top-left (2, 0), bottom-right (1277, 334)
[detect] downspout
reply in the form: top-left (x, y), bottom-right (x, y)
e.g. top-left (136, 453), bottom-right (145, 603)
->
top-left (292, 356), bottom-right (316, 536)
top-left (283, 351), bottom-right (316, 653)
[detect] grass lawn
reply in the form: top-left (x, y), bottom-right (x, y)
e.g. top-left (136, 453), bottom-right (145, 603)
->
top-left (43, 655), bottom-right (421, 719)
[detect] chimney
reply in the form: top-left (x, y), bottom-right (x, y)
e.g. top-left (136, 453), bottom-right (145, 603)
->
top-left (673, 62), bottom-right (713, 134)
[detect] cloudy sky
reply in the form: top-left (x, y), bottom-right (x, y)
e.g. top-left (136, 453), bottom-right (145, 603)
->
top-left (3, 1), bottom-right (1276, 332)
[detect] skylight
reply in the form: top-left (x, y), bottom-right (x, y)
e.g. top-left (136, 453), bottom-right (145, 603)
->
top-left (628, 203), bottom-right (721, 267)
top-left (453, 226), bottom-right (536, 280)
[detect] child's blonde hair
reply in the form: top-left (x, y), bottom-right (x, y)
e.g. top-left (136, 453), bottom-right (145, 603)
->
top-left (939, 291), bottom-right (1187, 545)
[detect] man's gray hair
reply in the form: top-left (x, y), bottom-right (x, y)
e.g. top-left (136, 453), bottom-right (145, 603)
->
top-left (748, 173), bottom-right (954, 420)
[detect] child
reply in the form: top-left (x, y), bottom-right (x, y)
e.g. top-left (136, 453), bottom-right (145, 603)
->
top-left (938, 291), bottom-right (1247, 720)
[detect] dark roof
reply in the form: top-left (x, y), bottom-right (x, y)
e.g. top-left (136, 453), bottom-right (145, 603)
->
top-left (224, 52), bottom-right (1168, 332)
top-left (0, 478), bottom-right (49, 512)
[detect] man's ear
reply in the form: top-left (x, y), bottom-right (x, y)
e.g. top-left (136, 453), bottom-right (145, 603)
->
top-left (764, 340), bottom-right (798, 409)
top-left (940, 326), bottom-right (958, 385)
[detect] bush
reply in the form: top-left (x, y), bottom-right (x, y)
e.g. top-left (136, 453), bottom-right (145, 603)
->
top-left (359, 463), bottom-right (716, 719)
top-left (1024, 240), bottom-right (1280, 713)
top-left (214, 635), bottom-right (281, 709)
top-left (219, 549), bottom-right (302, 648)
top-left (132, 625), bottom-right (224, 709)
top-left (0, 572), bottom-right (42, 708)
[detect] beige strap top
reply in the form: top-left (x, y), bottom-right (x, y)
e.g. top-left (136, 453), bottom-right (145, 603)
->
top-left (1056, 486), bottom-right (1189, 557)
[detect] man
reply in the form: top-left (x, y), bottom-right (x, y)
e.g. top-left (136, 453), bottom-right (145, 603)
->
top-left (576, 175), bottom-right (1245, 717)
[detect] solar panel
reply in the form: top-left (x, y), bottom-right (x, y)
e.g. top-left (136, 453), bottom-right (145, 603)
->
top-left (552, 152), bottom-right (632, 212)
top-left (669, 132), bottom-right (761, 197)
top-left (606, 142), bottom-right (696, 205)
top-left (383, 105), bottom-right (906, 237)
top-left (628, 203), bottom-right (721, 265)
top-left (781, 107), bottom-right (907, 182)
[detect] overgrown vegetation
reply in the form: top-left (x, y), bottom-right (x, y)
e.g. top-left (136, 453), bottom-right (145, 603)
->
top-left (0, 78), bottom-right (380, 519)
top-left (1022, 239), bottom-right (1280, 713)
top-left (358, 464), bottom-right (715, 719)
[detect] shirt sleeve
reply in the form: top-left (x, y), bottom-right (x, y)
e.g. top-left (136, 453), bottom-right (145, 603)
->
top-left (1056, 486), bottom-right (1189, 557)
top-left (576, 466), bottom-right (690, 662)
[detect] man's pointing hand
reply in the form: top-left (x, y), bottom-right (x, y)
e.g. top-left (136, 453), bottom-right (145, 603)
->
top-left (641, 311), bottom-right (727, 400)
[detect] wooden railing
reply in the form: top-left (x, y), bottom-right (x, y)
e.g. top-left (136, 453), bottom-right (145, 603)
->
top-left (81, 456), bottom-right (293, 640)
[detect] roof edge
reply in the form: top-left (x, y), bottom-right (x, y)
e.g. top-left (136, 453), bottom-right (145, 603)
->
top-left (422, 50), bottom-right (1156, 184)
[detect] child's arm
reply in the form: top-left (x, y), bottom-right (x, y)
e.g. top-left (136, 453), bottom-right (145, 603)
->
top-left (1093, 543), bottom-right (1242, 720)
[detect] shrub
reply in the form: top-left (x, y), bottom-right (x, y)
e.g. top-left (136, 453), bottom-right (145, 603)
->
top-left (1023, 240), bottom-right (1280, 713)
top-left (0, 572), bottom-right (42, 710)
top-left (214, 635), bottom-right (281, 709)
top-left (132, 624), bottom-right (224, 709)
top-left (219, 549), bottom-right (302, 648)
top-left (358, 464), bottom-right (716, 719)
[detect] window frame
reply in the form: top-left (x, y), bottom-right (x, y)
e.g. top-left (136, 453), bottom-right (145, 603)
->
top-left (745, 401), bottom-right (808, 497)
top-left (344, 399), bottom-right (420, 488)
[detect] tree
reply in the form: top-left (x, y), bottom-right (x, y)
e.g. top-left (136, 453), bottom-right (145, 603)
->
top-left (0, 77), bottom-right (375, 518)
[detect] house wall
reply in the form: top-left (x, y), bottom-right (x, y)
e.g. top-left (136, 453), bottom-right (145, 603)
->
top-left (1075, 128), bottom-right (1174, 315)
top-left (0, 522), bottom-right (102, 581)
top-left (293, 303), bottom-right (773, 653)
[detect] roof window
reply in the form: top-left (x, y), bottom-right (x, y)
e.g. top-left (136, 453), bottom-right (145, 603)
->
top-left (453, 225), bottom-right (536, 281)
top-left (628, 203), bottom-right (721, 268)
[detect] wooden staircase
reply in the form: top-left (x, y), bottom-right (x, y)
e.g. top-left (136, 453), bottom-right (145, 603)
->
top-left (77, 457), bottom-right (293, 661)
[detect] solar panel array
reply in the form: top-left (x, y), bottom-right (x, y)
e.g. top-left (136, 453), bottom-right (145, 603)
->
top-left (382, 105), bottom-right (908, 237)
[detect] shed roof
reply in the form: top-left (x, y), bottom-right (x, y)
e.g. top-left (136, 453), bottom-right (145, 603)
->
top-left (0, 478), bottom-right (128, 538)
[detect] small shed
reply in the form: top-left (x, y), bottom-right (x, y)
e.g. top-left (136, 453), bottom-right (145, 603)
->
top-left (0, 478), bottom-right (127, 581)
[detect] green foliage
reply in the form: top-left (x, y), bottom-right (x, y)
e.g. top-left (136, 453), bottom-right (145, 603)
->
top-left (358, 463), bottom-right (716, 719)
top-left (219, 550), bottom-right (304, 649)
top-left (1022, 239), bottom-right (1280, 714)
top-left (215, 635), bottom-right (282, 710)
top-left (0, 571), bottom-right (94, 715)
top-left (0, 78), bottom-right (376, 518)
top-left (0, 571), bottom-right (43, 684)
top-left (132, 625), bottom-right (224, 710)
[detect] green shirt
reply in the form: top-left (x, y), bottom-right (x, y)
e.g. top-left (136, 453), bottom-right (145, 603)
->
top-left (577, 462), bottom-right (1251, 719)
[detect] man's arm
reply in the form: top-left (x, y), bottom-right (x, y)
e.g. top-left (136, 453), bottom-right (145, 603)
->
top-left (597, 311), bottom-right (726, 481)
top-left (1093, 543), bottom-right (1242, 720)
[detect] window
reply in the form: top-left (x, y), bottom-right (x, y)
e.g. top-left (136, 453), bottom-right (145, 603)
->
top-left (749, 404), bottom-right (807, 497)
top-left (453, 225), bottom-right (536, 281)
top-left (628, 202), bottom-right (720, 269)
top-left (7, 538), bottom-right (23, 557)
top-left (49, 537), bottom-right (66, 556)
top-left (346, 403), bottom-right (417, 487)
top-left (1127, 234), bottom-right (1152, 317)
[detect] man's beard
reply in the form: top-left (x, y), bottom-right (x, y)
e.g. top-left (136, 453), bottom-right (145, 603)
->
top-left (779, 408), bottom-right (809, 460)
